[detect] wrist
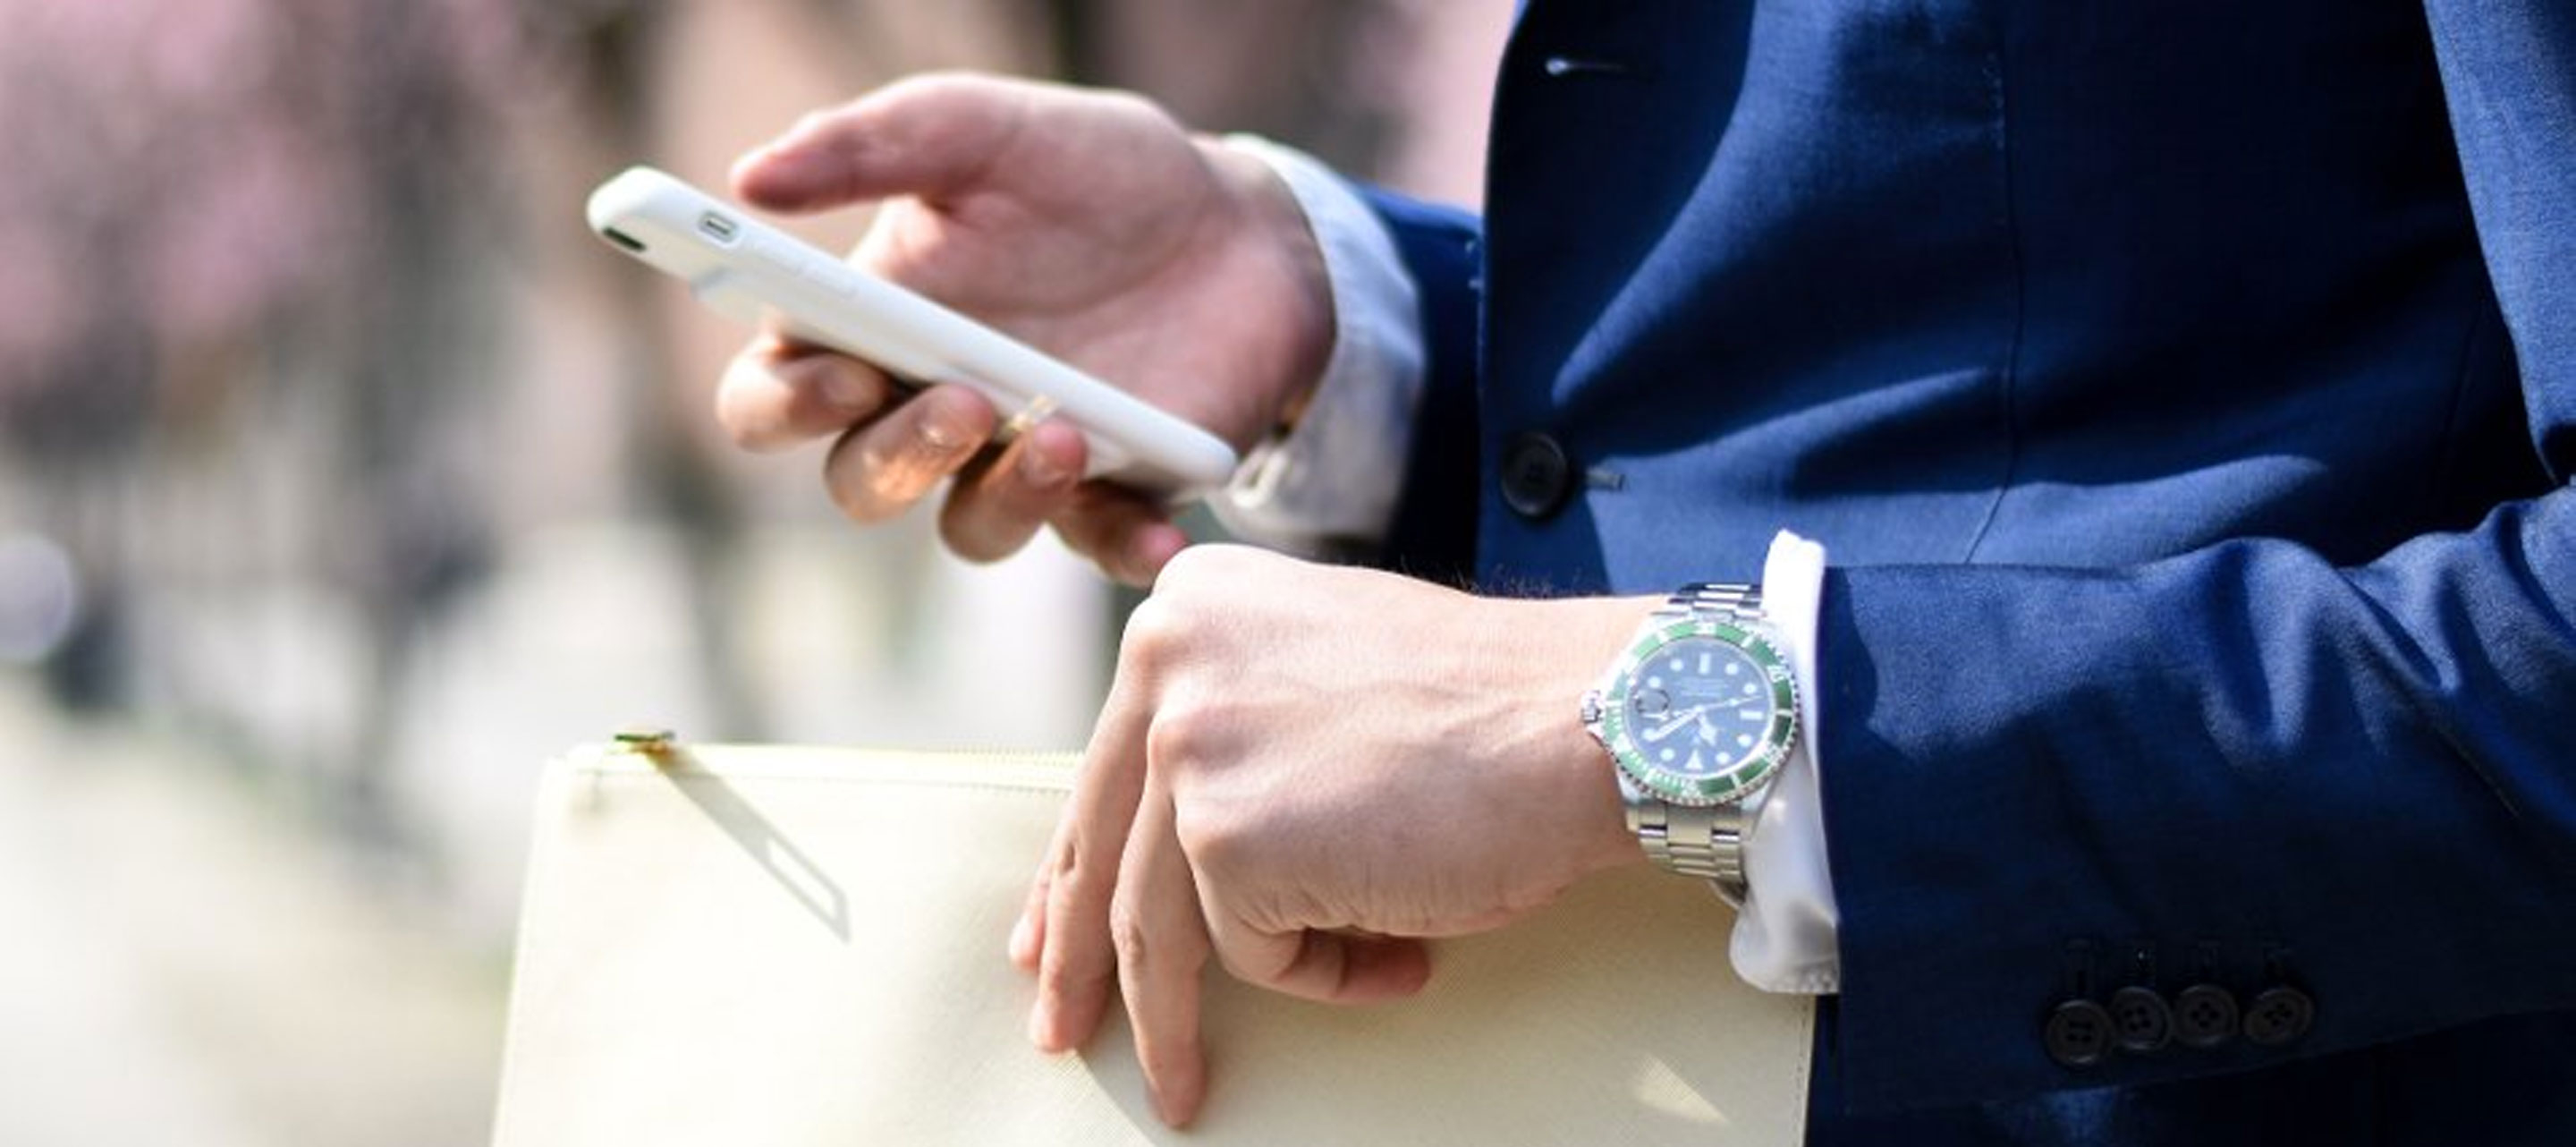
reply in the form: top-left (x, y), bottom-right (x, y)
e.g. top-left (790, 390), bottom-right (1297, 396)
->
top-left (1197, 135), bottom-right (1335, 430)
top-left (1479, 593), bottom-right (1668, 879)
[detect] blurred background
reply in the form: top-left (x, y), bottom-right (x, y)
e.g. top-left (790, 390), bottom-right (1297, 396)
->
top-left (0, 2), bottom-right (1508, 1142)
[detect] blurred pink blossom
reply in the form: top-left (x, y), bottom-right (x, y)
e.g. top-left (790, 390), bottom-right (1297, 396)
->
top-left (0, 0), bottom-right (550, 389)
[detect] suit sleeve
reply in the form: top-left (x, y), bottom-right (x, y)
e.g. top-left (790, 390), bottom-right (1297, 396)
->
top-left (1353, 187), bottom-right (1486, 583)
top-left (1816, 5), bottom-right (2576, 1112)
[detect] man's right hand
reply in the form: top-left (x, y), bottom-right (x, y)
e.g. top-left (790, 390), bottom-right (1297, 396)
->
top-left (717, 72), bottom-right (1336, 585)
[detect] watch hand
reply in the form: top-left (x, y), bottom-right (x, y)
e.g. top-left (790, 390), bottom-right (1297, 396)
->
top-left (1640, 705), bottom-right (1713, 743)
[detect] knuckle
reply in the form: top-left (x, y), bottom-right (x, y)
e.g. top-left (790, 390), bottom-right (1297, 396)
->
top-left (1107, 902), bottom-right (1156, 969)
top-left (1172, 801), bottom-right (1250, 878)
top-left (1117, 596), bottom-right (1186, 668)
top-left (1151, 544), bottom-right (1258, 602)
top-left (1046, 843), bottom-right (1098, 901)
top-left (1143, 704), bottom-right (1219, 775)
top-left (1089, 87), bottom-right (1177, 133)
top-left (1152, 542), bottom-right (1222, 586)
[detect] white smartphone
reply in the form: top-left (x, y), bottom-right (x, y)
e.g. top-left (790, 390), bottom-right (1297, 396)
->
top-left (584, 166), bottom-right (1240, 497)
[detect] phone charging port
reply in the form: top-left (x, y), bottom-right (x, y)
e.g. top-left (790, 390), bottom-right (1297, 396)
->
top-left (698, 211), bottom-right (740, 244)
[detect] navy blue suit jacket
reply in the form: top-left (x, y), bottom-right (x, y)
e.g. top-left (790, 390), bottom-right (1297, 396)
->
top-left (1364, 1), bottom-right (2576, 1142)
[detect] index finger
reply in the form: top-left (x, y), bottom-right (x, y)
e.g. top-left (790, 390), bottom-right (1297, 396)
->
top-left (1029, 670), bottom-right (1154, 1055)
top-left (732, 74), bottom-right (1033, 213)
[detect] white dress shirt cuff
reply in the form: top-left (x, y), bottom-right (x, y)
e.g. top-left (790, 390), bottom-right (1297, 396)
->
top-left (1730, 530), bottom-right (1843, 994)
top-left (1205, 135), bottom-right (1425, 556)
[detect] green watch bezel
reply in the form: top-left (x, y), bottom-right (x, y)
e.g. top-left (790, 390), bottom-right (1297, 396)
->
top-left (1595, 616), bottom-right (1799, 806)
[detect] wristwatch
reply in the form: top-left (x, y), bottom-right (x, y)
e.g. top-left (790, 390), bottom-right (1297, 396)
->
top-left (1580, 583), bottom-right (1800, 905)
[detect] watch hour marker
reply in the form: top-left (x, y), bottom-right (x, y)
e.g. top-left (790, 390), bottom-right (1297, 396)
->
top-left (1724, 662), bottom-right (1740, 676)
top-left (1736, 735), bottom-right (1754, 749)
top-left (1738, 709), bottom-right (1765, 720)
top-left (1699, 652), bottom-right (1713, 675)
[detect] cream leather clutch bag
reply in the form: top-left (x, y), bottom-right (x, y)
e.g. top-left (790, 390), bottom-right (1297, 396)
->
top-left (493, 739), bottom-right (1814, 1145)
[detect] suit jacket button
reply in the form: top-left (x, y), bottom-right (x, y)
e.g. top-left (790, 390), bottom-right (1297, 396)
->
top-left (1499, 432), bottom-right (1574, 520)
top-left (2173, 983), bottom-right (2240, 1049)
top-left (2044, 998), bottom-right (2115, 1068)
top-left (2243, 986), bottom-right (2316, 1046)
top-left (2109, 986), bottom-right (2174, 1053)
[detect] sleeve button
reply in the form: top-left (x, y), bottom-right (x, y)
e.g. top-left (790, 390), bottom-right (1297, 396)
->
top-left (2109, 985), bottom-right (2174, 1053)
top-left (2173, 983), bottom-right (2241, 1049)
top-left (2243, 986), bottom-right (2316, 1047)
top-left (2044, 998), bottom-right (2116, 1068)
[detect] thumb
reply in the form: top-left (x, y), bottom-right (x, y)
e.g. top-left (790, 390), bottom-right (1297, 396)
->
top-left (731, 72), bottom-right (1031, 212)
top-left (1225, 924), bottom-right (1434, 1007)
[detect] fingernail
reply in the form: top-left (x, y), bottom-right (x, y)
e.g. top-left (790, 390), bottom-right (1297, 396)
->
top-left (1151, 1087), bottom-right (1182, 1128)
top-left (1019, 440), bottom-right (1069, 487)
top-left (920, 411), bottom-right (965, 452)
top-left (1027, 999), bottom-right (1055, 1049)
top-left (1007, 914), bottom-right (1032, 960)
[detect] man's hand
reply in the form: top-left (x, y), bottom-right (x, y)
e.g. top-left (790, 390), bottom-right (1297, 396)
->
top-left (719, 73), bottom-right (1335, 585)
top-left (1010, 545), bottom-right (1656, 1126)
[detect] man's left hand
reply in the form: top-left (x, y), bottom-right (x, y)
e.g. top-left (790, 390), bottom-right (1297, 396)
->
top-left (1009, 545), bottom-right (1654, 1126)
